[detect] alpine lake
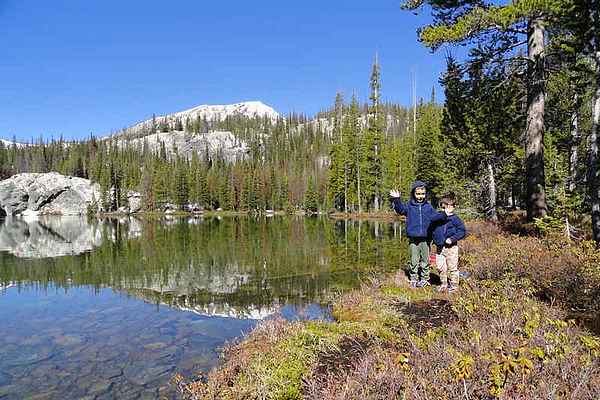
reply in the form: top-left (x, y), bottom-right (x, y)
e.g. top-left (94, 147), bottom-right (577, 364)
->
top-left (0, 215), bottom-right (406, 399)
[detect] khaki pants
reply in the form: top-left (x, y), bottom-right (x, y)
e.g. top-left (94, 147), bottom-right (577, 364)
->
top-left (436, 245), bottom-right (459, 287)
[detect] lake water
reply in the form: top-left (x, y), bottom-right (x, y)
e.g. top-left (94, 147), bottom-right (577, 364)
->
top-left (0, 216), bottom-right (405, 399)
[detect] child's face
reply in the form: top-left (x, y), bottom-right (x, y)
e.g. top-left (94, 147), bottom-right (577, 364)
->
top-left (414, 187), bottom-right (426, 202)
top-left (443, 203), bottom-right (455, 214)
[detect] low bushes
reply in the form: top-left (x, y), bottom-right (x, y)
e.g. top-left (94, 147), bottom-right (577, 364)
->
top-left (462, 221), bottom-right (600, 317)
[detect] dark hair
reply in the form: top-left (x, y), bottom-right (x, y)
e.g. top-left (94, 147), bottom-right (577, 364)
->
top-left (440, 193), bottom-right (457, 207)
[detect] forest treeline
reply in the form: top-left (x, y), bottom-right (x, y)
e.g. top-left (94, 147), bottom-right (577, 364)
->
top-left (0, 0), bottom-right (598, 244)
top-left (0, 98), bottom-right (417, 215)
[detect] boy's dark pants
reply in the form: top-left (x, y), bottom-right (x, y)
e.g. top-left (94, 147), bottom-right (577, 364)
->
top-left (408, 237), bottom-right (430, 281)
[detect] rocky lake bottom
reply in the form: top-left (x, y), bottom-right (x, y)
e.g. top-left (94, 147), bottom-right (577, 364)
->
top-left (0, 286), bottom-right (262, 399)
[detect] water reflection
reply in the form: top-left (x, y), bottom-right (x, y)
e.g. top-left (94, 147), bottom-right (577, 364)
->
top-left (0, 216), bottom-right (102, 258)
top-left (0, 216), bottom-right (405, 399)
top-left (0, 216), bottom-right (406, 318)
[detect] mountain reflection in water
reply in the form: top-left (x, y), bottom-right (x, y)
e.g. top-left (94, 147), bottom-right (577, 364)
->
top-left (0, 216), bottom-right (405, 317)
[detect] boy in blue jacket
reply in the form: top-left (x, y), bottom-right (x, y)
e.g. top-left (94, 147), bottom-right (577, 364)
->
top-left (431, 194), bottom-right (466, 293)
top-left (389, 181), bottom-right (446, 288)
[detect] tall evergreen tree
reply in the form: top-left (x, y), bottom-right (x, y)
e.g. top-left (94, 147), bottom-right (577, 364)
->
top-left (363, 55), bottom-right (385, 211)
top-left (401, 0), bottom-right (556, 220)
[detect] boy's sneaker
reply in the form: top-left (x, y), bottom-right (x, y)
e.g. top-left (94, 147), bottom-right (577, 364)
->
top-left (448, 285), bottom-right (459, 293)
top-left (409, 280), bottom-right (418, 288)
top-left (437, 284), bottom-right (448, 293)
top-left (416, 280), bottom-right (430, 288)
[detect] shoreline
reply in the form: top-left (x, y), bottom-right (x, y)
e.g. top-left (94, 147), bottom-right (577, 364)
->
top-left (97, 210), bottom-right (405, 221)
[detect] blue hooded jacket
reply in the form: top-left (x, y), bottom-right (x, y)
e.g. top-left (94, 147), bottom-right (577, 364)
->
top-left (391, 180), bottom-right (446, 238)
top-left (431, 214), bottom-right (466, 246)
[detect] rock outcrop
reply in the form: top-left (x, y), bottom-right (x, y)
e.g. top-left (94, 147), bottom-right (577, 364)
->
top-left (0, 173), bottom-right (101, 216)
top-left (127, 191), bottom-right (142, 214)
top-left (108, 189), bottom-right (143, 214)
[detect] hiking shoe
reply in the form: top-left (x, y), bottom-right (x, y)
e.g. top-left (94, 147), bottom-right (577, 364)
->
top-left (448, 285), bottom-right (460, 293)
top-left (437, 284), bottom-right (448, 293)
top-left (416, 280), bottom-right (430, 288)
top-left (409, 280), bottom-right (418, 288)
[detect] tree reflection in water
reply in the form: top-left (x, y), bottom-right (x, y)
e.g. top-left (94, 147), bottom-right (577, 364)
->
top-left (0, 216), bottom-right (406, 316)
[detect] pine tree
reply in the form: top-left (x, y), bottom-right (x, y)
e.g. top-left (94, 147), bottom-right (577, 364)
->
top-left (174, 159), bottom-right (189, 209)
top-left (415, 99), bottom-right (444, 202)
top-left (327, 92), bottom-right (347, 211)
top-left (363, 55), bottom-right (385, 210)
top-left (151, 114), bottom-right (157, 134)
top-left (153, 161), bottom-right (169, 208)
top-left (439, 55), bottom-right (524, 216)
top-left (304, 176), bottom-right (319, 213)
top-left (343, 95), bottom-right (362, 212)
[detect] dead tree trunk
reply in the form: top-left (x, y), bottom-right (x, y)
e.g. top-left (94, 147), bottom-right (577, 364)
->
top-left (569, 106), bottom-right (580, 192)
top-left (357, 163), bottom-right (362, 214)
top-left (344, 164), bottom-right (348, 213)
top-left (525, 16), bottom-right (548, 220)
top-left (487, 161), bottom-right (498, 222)
top-left (590, 53), bottom-right (600, 246)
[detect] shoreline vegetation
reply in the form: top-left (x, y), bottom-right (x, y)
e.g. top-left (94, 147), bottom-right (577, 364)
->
top-left (173, 216), bottom-right (600, 400)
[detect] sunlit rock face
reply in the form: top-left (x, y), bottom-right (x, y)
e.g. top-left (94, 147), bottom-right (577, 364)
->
top-left (0, 217), bottom-right (103, 258)
top-left (114, 130), bottom-right (249, 162)
top-left (107, 101), bottom-right (280, 162)
top-left (0, 173), bottom-right (101, 216)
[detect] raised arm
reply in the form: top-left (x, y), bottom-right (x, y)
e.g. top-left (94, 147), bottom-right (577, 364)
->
top-left (389, 190), bottom-right (407, 215)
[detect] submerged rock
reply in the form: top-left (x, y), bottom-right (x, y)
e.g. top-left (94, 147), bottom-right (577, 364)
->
top-left (0, 371), bottom-right (11, 386)
top-left (0, 173), bottom-right (101, 216)
top-left (123, 363), bottom-right (174, 386)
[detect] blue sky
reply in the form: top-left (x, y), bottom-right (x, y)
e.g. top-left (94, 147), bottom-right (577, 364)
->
top-left (0, 0), bottom-right (450, 141)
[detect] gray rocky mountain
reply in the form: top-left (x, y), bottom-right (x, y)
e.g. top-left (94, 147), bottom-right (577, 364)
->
top-left (107, 101), bottom-right (279, 162)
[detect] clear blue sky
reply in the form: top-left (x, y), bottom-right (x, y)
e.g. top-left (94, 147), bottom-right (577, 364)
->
top-left (0, 0), bottom-right (449, 141)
